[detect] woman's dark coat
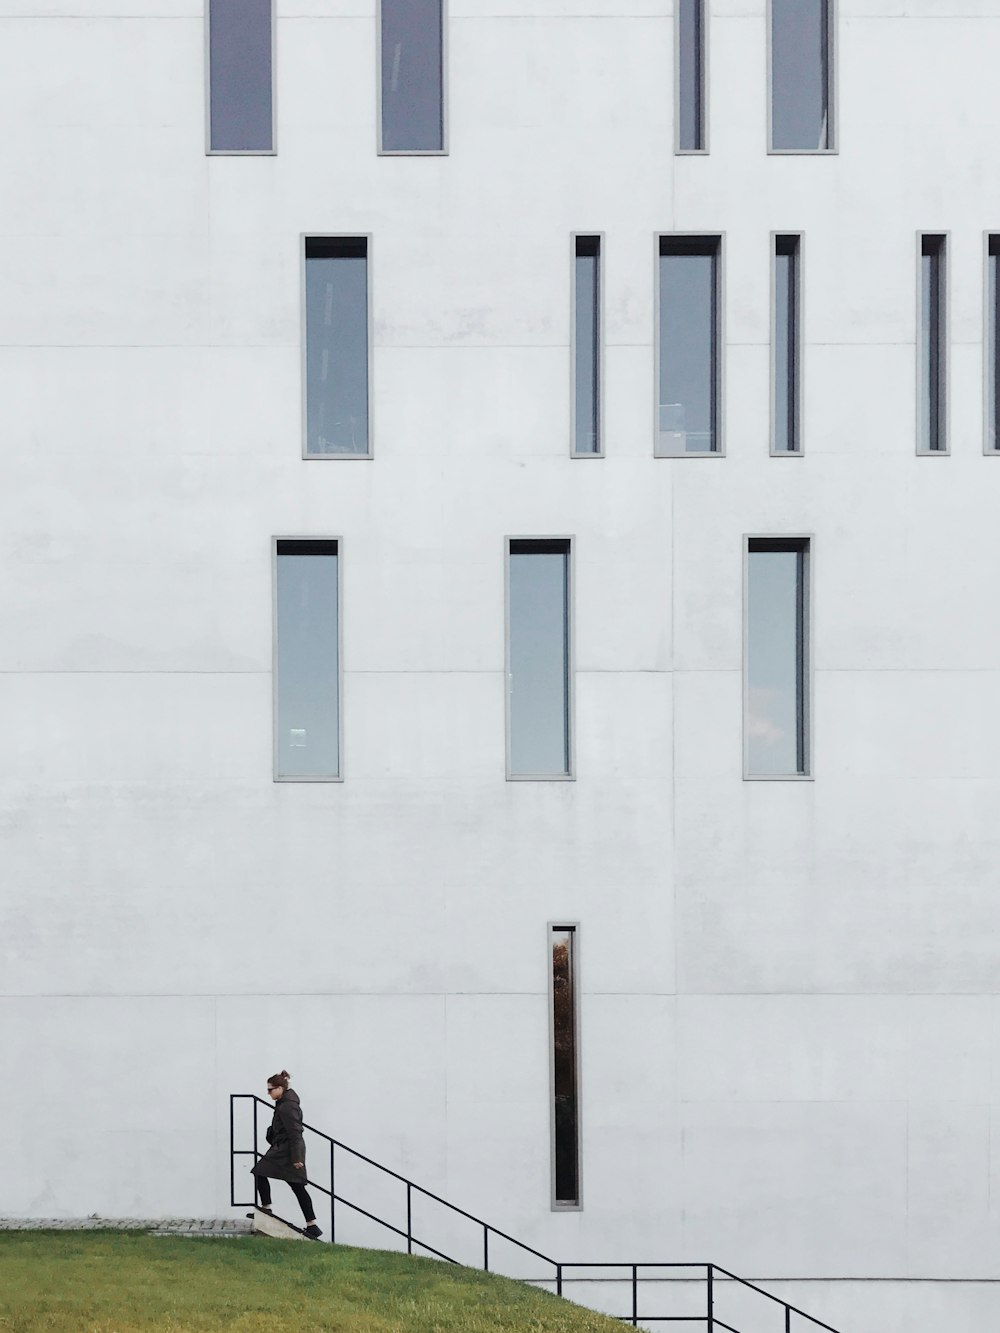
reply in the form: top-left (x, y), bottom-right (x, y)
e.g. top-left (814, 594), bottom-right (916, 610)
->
top-left (252, 1088), bottom-right (308, 1184)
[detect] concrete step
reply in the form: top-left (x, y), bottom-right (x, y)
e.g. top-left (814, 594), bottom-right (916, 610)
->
top-left (246, 1207), bottom-right (309, 1241)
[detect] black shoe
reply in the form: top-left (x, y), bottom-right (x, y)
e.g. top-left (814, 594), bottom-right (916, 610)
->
top-left (303, 1224), bottom-right (323, 1240)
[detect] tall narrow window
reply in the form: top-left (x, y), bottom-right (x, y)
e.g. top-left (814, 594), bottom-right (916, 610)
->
top-left (573, 236), bottom-right (602, 457)
top-left (507, 540), bottom-right (572, 779)
top-left (676, 0), bottom-right (706, 152)
top-left (274, 540), bottom-right (340, 781)
top-left (919, 234), bottom-right (947, 454)
top-left (745, 538), bottom-right (810, 779)
top-left (772, 235), bottom-right (802, 454)
top-left (769, 0), bottom-right (834, 152)
top-left (550, 925), bottom-right (580, 1209)
top-left (304, 238), bottom-right (370, 459)
top-left (657, 236), bottom-right (721, 456)
top-left (379, 0), bottom-right (445, 153)
top-left (207, 0), bottom-right (274, 153)
top-left (987, 236), bottom-right (999, 454)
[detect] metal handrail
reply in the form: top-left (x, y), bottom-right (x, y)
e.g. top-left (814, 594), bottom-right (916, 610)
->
top-left (230, 1093), bottom-right (844, 1332)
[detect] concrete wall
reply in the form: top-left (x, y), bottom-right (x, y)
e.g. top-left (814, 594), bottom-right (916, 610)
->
top-left (2, 2), bottom-right (1000, 1329)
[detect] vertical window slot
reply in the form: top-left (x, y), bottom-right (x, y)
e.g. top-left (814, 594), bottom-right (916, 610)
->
top-left (769, 0), bottom-right (834, 152)
top-left (657, 237), bottom-right (722, 456)
top-left (207, 0), bottom-right (274, 153)
top-left (275, 540), bottom-right (341, 781)
top-left (677, 0), bottom-right (706, 152)
top-left (987, 236), bottom-right (999, 453)
top-left (745, 538), bottom-right (810, 778)
top-left (550, 925), bottom-right (581, 1209)
top-left (772, 235), bottom-right (802, 454)
top-left (379, 0), bottom-right (446, 153)
top-left (573, 237), bottom-right (602, 457)
top-left (304, 238), bottom-right (371, 459)
top-left (507, 540), bottom-right (572, 779)
top-left (919, 234), bottom-right (947, 454)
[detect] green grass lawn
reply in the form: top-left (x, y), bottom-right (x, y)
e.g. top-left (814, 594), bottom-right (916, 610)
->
top-left (0, 1231), bottom-right (626, 1332)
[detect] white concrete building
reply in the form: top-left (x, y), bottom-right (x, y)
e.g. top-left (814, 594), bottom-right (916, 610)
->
top-left (3, 1), bottom-right (1000, 1329)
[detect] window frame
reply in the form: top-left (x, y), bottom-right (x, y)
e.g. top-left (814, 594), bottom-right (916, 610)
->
top-left (300, 233), bottom-right (375, 462)
top-left (674, 0), bottom-right (709, 156)
top-left (548, 921), bottom-right (583, 1212)
top-left (376, 0), bottom-right (450, 157)
top-left (204, 0), bottom-right (277, 157)
top-left (766, 0), bottom-right (838, 156)
top-left (916, 231), bottom-right (949, 457)
top-left (272, 536), bottom-right (345, 784)
top-left (570, 233), bottom-right (605, 459)
top-left (984, 232), bottom-right (1000, 455)
top-left (770, 231), bottom-right (804, 457)
top-left (504, 537), bottom-right (576, 783)
top-left (654, 233), bottom-right (725, 458)
top-left (742, 534), bottom-right (814, 782)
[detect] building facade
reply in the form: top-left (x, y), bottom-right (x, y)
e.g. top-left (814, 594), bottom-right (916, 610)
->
top-left (3, 2), bottom-right (1000, 1329)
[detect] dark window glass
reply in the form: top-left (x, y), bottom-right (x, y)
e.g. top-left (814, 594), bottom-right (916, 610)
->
top-left (746, 539), bottom-right (809, 777)
top-left (657, 237), bottom-right (720, 454)
top-left (208, 0), bottom-right (273, 152)
top-left (551, 926), bottom-right (580, 1208)
top-left (989, 237), bottom-right (1000, 453)
top-left (677, 0), bottom-right (706, 151)
top-left (919, 235), bottom-right (947, 453)
top-left (508, 540), bottom-right (571, 777)
top-left (773, 235), bottom-right (801, 453)
top-left (770, 0), bottom-right (831, 151)
top-left (305, 238), bottom-right (370, 457)
top-left (380, 0), bottom-right (444, 152)
top-left (574, 237), bottom-right (601, 456)
top-left (275, 541), bottom-right (340, 780)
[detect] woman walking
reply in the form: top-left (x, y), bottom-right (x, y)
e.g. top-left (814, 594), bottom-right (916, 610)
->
top-left (252, 1071), bottom-right (323, 1239)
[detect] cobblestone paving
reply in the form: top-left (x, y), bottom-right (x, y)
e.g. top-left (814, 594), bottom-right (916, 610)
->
top-left (0, 1217), bottom-right (252, 1237)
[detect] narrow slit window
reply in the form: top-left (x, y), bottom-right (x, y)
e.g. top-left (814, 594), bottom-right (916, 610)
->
top-left (772, 235), bottom-right (801, 454)
top-left (507, 540), bottom-right (572, 779)
top-left (987, 236), bottom-right (999, 453)
top-left (379, 0), bottom-right (445, 153)
top-left (573, 237), bottom-right (601, 456)
top-left (551, 925), bottom-right (580, 1209)
top-left (207, 0), bottom-right (274, 153)
top-left (770, 0), bottom-right (833, 152)
top-left (304, 238), bottom-right (370, 459)
top-left (275, 540), bottom-right (340, 781)
top-left (657, 237), bottom-right (721, 455)
top-left (745, 538), bottom-right (810, 778)
top-left (919, 234), bottom-right (947, 454)
top-left (677, 0), bottom-right (706, 152)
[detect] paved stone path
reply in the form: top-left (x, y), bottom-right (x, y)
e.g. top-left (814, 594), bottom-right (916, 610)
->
top-left (0, 1217), bottom-right (251, 1237)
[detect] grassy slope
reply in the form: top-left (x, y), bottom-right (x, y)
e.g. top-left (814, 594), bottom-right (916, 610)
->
top-left (0, 1231), bottom-right (626, 1333)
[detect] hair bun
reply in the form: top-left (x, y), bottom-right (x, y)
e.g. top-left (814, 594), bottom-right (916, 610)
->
top-left (281, 1070), bottom-right (290, 1079)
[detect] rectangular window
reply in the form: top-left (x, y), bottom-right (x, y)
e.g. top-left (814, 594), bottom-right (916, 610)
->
top-left (987, 236), bottom-right (999, 453)
top-left (207, 0), bottom-right (274, 154)
top-left (745, 538), bottom-right (810, 779)
top-left (550, 925), bottom-right (581, 1210)
top-left (676, 0), bottom-right (706, 152)
top-left (507, 540), bottom-right (572, 779)
top-left (918, 234), bottom-right (947, 454)
top-left (656, 236), bottom-right (722, 456)
top-left (304, 237), bottom-right (371, 459)
top-left (274, 540), bottom-right (341, 781)
top-left (572, 236), bottom-right (602, 457)
top-left (379, 0), bottom-right (445, 153)
top-left (772, 234), bottom-right (802, 454)
top-left (769, 0), bottom-right (833, 152)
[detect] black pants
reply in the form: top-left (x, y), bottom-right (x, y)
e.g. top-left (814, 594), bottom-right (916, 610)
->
top-left (255, 1175), bottom-right (315, 1224)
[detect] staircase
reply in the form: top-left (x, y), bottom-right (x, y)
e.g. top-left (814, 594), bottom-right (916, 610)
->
top-left (230, 1093), bottom-right (845, 1332)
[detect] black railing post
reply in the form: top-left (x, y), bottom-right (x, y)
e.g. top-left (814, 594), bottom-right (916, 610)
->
top-left (707, 1264), bottom-right (714, 1332)
top-left (330, 1141), bottom-right (336, 1244)
top-left (556, 1263), bottom-right (563, 1297)
top-left (252, 1101), bottom-right (259, 1206)
top-left (631, 1264), bottom-right (638, 1326)
top-left (406, 1183), bottom-right (413, 1255)
top-left (483, 1225), bottom-right (489, 1272)
top-left (785, 1305), bottom-right (791, 1333)
top-left (229, 1095), bottom-right (235, 1207)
